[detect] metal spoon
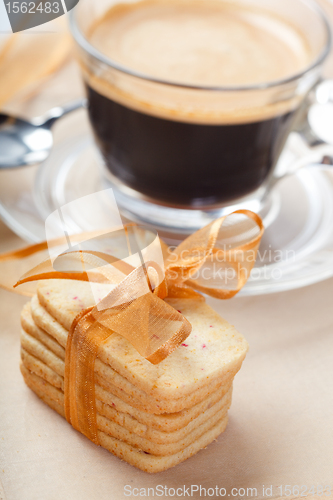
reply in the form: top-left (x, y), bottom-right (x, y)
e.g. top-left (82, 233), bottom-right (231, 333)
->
top-left (0, 99), bottom-right (87, 168)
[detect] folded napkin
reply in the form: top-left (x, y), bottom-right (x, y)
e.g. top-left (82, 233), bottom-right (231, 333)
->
top-left (0, 18), bottom-right (72, 108)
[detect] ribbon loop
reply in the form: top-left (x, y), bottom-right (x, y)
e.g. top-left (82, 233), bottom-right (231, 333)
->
top-left (166, 210), bottom-right (264, 298)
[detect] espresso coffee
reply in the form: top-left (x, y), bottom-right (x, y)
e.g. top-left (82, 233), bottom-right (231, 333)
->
top-left (85, 0), bottom-right (312, 206)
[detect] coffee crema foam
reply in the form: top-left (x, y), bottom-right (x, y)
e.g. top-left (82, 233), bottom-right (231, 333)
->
top-left (85, 0), bottom-right (313, 124)
top-left (90, 0), bottom-right (311, 87)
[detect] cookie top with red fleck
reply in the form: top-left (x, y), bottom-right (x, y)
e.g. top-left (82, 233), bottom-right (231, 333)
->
top-left (36, 280), bottom-right (248, 400)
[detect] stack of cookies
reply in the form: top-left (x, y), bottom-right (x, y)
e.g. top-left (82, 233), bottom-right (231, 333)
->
top-left (20, 280), bottom-right (248, 473)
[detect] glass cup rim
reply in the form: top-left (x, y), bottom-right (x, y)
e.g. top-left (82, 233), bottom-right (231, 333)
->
top-left (70, 0), bottom-right (332, 92)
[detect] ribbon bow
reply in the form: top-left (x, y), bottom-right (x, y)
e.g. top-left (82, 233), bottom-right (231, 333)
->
top-left (0, 209), bottom-right (263, 444)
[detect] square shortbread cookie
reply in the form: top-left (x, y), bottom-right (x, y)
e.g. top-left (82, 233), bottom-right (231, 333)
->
top-left (35, 281), bottom-right (248, 401)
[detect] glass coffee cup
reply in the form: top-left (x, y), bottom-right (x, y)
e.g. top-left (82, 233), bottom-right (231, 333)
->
top-left (70, 0), bottom-right (331, 233)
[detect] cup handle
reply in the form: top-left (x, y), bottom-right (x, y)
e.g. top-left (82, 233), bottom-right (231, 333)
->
top-left (270, 79), bottom-right (333, 188)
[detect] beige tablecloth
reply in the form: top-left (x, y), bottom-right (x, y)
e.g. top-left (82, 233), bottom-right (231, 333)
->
top-left (1, 1), bottom-right (333, 498)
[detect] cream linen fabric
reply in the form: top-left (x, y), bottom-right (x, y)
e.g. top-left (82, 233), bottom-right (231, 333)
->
top-left (0, 219), bottom-right (333, 499)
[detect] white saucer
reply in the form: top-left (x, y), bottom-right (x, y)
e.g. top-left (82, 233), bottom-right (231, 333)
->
top-left (1, 109), bottom-right (333, 296)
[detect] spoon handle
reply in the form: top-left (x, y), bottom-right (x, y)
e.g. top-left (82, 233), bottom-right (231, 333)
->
top-left (33, 98), bottom-right (87, 128)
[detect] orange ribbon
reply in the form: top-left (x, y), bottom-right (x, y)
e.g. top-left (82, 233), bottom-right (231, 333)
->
top-left (0, 210), bottom-right (264, 444)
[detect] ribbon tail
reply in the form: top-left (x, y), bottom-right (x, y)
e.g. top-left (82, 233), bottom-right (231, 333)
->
top-left (63, 290), bottom-right (192, 442)
top-left (14, 250), bottom-right (133, 288)
top-left (65, 306), bottom-right (111, 444)
top-left (146, 313), bottom-right (192, 364)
